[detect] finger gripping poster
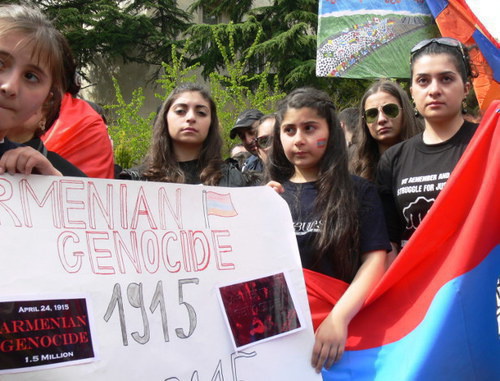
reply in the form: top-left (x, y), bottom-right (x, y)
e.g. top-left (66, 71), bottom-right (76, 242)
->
top-left (0, 175), bottom-right (320, 380)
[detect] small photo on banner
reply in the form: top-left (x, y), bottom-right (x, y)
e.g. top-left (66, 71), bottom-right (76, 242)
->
top-left (317, 0), bottom-right (439, 78)
top-left (218, 272), bottom-right (304, 350)
top-left (0, 297), bottom-right (96, 374)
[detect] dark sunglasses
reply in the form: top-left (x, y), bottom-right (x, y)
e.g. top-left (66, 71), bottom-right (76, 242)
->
top-left (411, 37), bottom-right (466, 63)
top-left (364, 103), bottom-right (401, 124)
top-left (255, 135), bottom-right (272, 149)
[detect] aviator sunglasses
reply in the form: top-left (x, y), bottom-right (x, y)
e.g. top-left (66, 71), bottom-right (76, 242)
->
top-left (254, 135), bottom-right (272, 149)
top-left (411, 37), bottom-right (466, 66)
top-left (364, 103), bottom-right (401, 124)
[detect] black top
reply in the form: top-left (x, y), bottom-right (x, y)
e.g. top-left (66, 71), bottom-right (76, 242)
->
top-left (179, 159), bottom-right (203, 184)
top-left (24, 138), bottom-right (87, 177)
top-left (0, 137), bottom-right (86, 177)
top-left (281, 175), bottom-right (391, 279)
top-left (242, 155), bottom-right (264, 172)
top-left (0, 138), bottom-right (22, 157)
top-left (376, 120), bottom-right (478, 246)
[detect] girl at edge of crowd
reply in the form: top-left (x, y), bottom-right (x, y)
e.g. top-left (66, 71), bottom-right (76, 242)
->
top-left (5, 25), bottom-right (86, 178)
top-left (376, 37), bottom-right (478, 261)
top-left (6, 102), bottom-right (86, 177)
top-left (0, 4), bottom-right (72, 176)
top-left (266, 87), bottom-right (390, 373)
top-left (120, 83), bottom-right (245, 187)
top-left (350, 79), bottom-right (423, 182)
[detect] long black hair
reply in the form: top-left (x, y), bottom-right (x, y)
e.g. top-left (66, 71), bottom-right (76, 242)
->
top-left (142, 83), bottom-right (224, 185)
top-left (267, 87), bottom-right (360, 282)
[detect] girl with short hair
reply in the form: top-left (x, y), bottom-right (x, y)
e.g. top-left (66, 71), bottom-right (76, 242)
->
top-left (0, 4), bottom-right (80, 176)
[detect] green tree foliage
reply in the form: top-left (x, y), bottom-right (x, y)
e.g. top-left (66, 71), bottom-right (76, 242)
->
top-left (185, 0), bottom-right (372, 110)
top-left (155, 43), bottom-right (201, 100)
top-left (188, 0), bottom-right (253, 23)
top-left (18, 0), bottom-right (191, 75)
top-left (106, 78), bottom-right (155, 169)
top-left (108, 32), bottom-right (285, 168)
top-left (206, 22), bottom-right (285, 145)
top-left (250, 0), bottom-right (320, 90)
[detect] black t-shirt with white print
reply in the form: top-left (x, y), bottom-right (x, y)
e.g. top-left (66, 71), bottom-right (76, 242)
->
top-left (281, 175), bottom-right (391, 279)
top-left (376, 120), bottom-right (478, 246)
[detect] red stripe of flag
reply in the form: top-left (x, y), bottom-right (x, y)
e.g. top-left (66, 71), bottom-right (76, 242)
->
top-left (346, 100), bottom-right (500, 350)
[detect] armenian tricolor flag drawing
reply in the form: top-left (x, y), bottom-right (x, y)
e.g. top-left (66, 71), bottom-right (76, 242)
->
top-left (203, 190), bottom-right (238, 228)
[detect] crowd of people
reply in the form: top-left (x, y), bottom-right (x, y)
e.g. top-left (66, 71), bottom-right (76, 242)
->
top-left (0, 3), bottom-right (483, 375)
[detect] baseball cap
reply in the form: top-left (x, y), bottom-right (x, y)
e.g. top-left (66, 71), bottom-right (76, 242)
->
top-left (230, 109), bottom-right (264, 139)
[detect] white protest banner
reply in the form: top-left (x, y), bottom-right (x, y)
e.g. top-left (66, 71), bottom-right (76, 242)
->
top-left (0, 174), bottom-right (320, 380)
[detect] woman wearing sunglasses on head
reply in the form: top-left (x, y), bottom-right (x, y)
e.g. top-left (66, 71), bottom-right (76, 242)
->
top-left (350, 79), bottom-right (423, 182)
top-left (377, 37), bottom-right (478, 259)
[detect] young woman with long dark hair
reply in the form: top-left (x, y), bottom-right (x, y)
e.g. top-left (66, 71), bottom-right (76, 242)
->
top-left (351, 79), bottom-right (422, 182)
top-left (120, 83), bottom-right (245, 186)
top-left (266, 87), bottom-right (390, 373)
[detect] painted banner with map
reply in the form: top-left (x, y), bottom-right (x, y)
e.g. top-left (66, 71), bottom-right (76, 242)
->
top-left (316, 0), bottom-right (438, 78)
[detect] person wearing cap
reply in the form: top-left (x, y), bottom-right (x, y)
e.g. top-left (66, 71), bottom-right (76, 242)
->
top-left (230, 109), bottom-right (264, 172)
top-left (230, 109), bottom-right (263, 153)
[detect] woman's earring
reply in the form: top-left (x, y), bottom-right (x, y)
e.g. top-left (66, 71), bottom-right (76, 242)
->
top-left (39, 118), bottom-right (46, 131)
top-left (413, 102), bottom-right (420, 117)
top-left (462, 99), bottom-right (468, 115)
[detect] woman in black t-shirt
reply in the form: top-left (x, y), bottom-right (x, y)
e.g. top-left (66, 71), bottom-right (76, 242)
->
top-left (266, 87), bottom-right (390, 373)
top-left (377, 38), bottom-right (479, 254)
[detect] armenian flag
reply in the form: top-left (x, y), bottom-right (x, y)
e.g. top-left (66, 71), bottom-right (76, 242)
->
top-left (323, 101), bottom-right (500, 379)
top-left (425, 0), bottom-right (500, 112)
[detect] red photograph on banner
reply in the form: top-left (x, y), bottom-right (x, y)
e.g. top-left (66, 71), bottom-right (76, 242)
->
top-left (219, 273), bottom-right (302, 349)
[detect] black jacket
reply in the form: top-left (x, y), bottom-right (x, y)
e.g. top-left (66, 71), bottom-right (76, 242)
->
top-left (119, 160), bottom-right (247, 187)
top-left (24, 138), bottom-right (87, 177)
